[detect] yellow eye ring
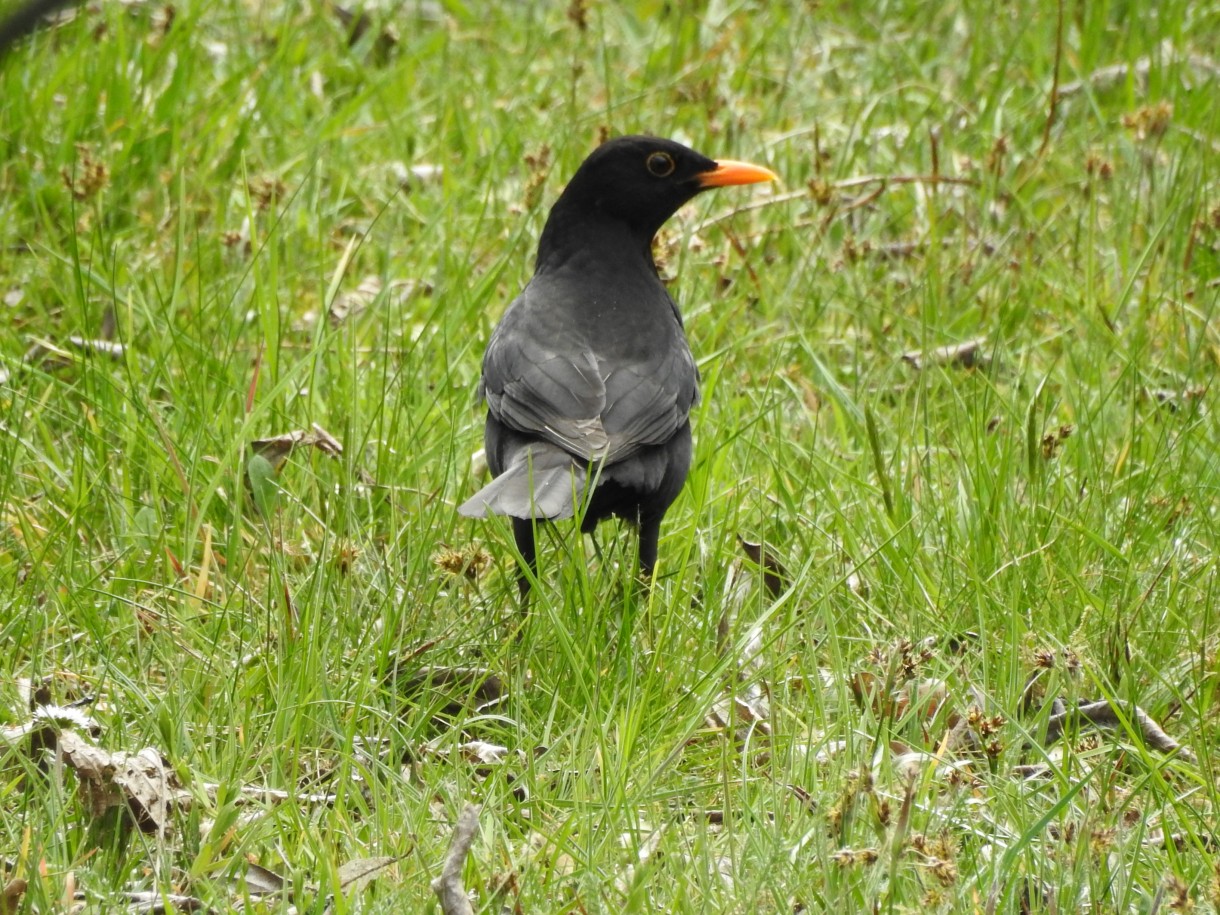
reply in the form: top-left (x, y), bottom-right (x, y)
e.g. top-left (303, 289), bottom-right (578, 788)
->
top-left (646, 151), bottom-right (676, 177)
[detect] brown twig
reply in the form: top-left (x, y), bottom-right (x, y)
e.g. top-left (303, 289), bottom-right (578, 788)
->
top-left (831, 174), bottom-right (977, 190)
top-left (1038, 0), bottom-right (1065, 159)
top-left (693, 173), bottom-right (977, 234)
top-left (835, 183), bottom-right (888, 218)
top-left (431, 804), bottom-right (481, 915)
top-left (693, 188), bottom-right (807, 231)
top-left (929, 126), bottom-right (941, 189)
top-left (1058, 46), bottom-right (1220, 99)
top-left (719, 224), bottom-right (761, 288)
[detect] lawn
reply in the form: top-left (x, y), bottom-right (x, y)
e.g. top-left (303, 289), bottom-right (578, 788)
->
top-left (1, 0), bottom-right (1218, 911)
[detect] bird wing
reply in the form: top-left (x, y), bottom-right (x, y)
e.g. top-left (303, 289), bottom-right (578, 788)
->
top-left (599, 343), bottom-right (698, 451)
top-left (483, 320), bottom-right (612, 459)
top-left (481, 293), bottom-right (698, 465)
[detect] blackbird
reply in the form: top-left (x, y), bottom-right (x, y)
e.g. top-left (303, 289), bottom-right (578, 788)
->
top-left (459, 135), bottom-right (776, 595)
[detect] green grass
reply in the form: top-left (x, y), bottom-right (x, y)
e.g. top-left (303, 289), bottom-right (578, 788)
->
top-left (2, 0), bottom-right (1219, 911)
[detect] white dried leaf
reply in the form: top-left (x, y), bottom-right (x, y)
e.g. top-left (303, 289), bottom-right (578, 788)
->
top-left (241, 860), bottom-right (287, 896)
top-left (59, 731), bottom-right (187, 835)
top-left (329, 275), bottom-right (383, 325)
top-left (458, 741), bottom-right (509, 764)
top-left (337, 855), bottom-right (398, 893)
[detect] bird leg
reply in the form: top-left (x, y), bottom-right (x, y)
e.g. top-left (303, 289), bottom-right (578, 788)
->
top-left (511, 517), bottom-right (538, 602)
top-left (637, 515), bottom-right (662, 583)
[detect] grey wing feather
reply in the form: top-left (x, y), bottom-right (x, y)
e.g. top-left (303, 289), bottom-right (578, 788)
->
top-left (457, 445), bottom-right (588, 520)
top-left (482, 308), bottom-right (612, 460)
top-left (480, 287), bottom-right (698, 464)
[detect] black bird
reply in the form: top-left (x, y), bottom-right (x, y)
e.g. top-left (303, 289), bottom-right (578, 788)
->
top-left (459, 135), bottom-right (776, 595)
top-left (0, 0), bottom-right (83, 59)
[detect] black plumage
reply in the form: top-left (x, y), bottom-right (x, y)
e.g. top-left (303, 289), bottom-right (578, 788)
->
top-left (459, 135), bottom-right (776, 594)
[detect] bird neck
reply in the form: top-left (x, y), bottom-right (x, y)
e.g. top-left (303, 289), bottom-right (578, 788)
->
top-left (534, 206), bottom-right (659, 277)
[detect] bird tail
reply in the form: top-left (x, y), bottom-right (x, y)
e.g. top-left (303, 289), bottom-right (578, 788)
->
top-left (458, 446), bottom-right (588, 520)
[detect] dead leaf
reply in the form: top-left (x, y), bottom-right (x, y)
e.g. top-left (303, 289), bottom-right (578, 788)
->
top-left (389, 161), bottom-right (444, 187)
top-left (1, 879), bottom-right (27, 915)
top-left (99, 305), bottom-right (117, 340)
top-left (458, 741), bottom-right (510, 765)
top-left (705, 689), bottom-right (772, 741)
top-left (613, 825), bottom-right (667, 895)
top-left (469, 448), bottom-right (488, 478)
top-left (58, 731), bottom-right (187, 835)
top-left (737, 535), bottom-right (791, 597)
top-left (845, 571), bottom-right (869, 598)
top-left (1045, 699), bottom-right (1194, 761)
top-left (415, 740), bottom-right (521, 773)
top-left (119, 890), bottom-right (212, 912)
top-left (1, 703), bottom-right (100, 746)
top-left (329, 275), bottom-right (382, 326)
top-left (431, 804), bottom-right (480, 915)
top-left (250, 423), bottom-right (344, 469)
top-left (200, 782), bottom-right (336, 808)
top-left (21, 335), bottom-right (128, 372)
top-left (897, 678), bottom-right (950, 721)
top-left (241, 860), bottom-right (288, 897)
top-left (852, 670), bottom-right (943, 718)
top-left (708, 561), bottom-right (775, 753)
top-left (337, 855), bottom-right (399, 893)
top-left (901, 337), bottom-right (990, 371)
top-left (1012, 764), bottom-right (1054, 780)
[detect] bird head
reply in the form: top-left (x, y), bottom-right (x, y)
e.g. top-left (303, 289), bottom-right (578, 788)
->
top-left (543, 135), bottom-right (777, 250)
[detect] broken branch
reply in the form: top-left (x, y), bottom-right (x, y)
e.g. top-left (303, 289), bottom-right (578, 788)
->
top-left (431, 803), bottom-right (481, 915)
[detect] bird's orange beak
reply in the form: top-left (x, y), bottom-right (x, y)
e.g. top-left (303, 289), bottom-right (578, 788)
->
top-left (697, 159), bottom-right (778, 188)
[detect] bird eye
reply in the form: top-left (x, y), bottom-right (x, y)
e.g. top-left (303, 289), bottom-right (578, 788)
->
top-left (645, 151), bottom-right (676, 177)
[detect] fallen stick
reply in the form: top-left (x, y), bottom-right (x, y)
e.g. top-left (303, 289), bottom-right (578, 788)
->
top-left (1046, 699), bottom-right (1195, 763)
top-left (431, 804), bottom-right (482, 915)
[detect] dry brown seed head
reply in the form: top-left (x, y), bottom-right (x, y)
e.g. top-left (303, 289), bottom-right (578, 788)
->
top-left (432, 545), bottom-right (492, 580)
top-left (1075, 734), bottom-right (1100, 753)
top-left (832, 847), bottom-right (880, 867)
top-left (1165, 874), bottom-right (1192, 912)
top-left (986, 135), bottom-right (1008, 176)
top-left (930, 857), bottom-right (958, 887)
top-left (1121, 100), bottom-right (1173, 140)
top-left (807, 177), bottom-right (833, 205)
top-left (930, 831), bottom-right (957, 860)
top-left (874, 797), bottom-right (891, 827)
top-left (247, 175), bottom-right (286, 211)
top-left (566, 0), bottom-right (589, 31)
top-left (1090, 826), bottom-right (1117, 855)
top-left (61, 145), bottom-right (110, 201)
top-left (922, 888), bottom-right (946, 907)
top-left (523, 145), bottom-right (553, 209)
top-left (1085, 152), bottom-right (1114, 179)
